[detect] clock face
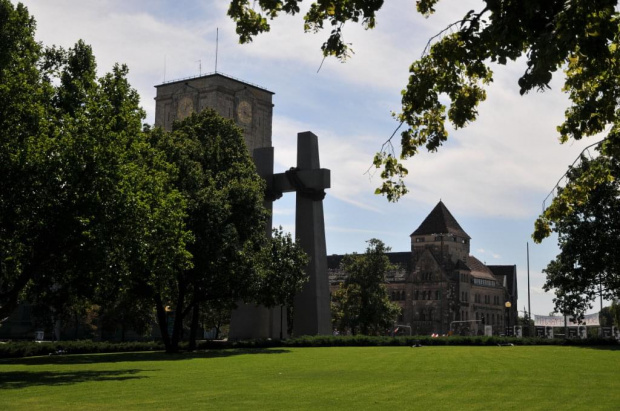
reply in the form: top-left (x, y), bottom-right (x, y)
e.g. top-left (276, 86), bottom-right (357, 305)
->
top-left (237, 100), bottom-right (253, 124)
top-left (177, 96), bottom-right (194, 120)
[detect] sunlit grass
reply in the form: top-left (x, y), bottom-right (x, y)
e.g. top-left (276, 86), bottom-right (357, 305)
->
top-left (1, 346), bottom-right (618, 410)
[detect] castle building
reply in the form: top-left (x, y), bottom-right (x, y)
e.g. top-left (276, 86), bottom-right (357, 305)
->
top-left (328, 201), bottom-right (518, 336)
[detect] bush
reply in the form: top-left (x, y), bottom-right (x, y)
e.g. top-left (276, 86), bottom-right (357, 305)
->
top-left (1, 335), bottom-right (616, 358)
top-left (0, 340), bottom-right (163, 359)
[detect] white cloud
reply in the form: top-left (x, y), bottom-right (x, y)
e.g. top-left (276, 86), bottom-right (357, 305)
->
top-left (272, 207), bottom-right (294, 216)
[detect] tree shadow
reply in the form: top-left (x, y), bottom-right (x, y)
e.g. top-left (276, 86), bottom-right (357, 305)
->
top-left (0, 369), bottom-right (148, 390)
top-left (570, 344), bottom-right (620, 351)
top-left (1, 347), bottom-right (291, 366)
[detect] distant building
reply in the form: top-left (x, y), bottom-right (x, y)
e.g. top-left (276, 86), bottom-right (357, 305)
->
top-left (328, 201), bottom-right (518, 336)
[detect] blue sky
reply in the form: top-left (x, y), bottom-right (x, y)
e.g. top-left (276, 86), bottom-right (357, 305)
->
top-left (21, 0), bottom-right (608, 317)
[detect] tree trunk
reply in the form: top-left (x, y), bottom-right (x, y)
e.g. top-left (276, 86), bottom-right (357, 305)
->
top-left (287, 305), bottom-right (294, 337)
top-left (169, 280), bottom-right (187, 353)
top-left (74, 310), bottom-right (79, 340)
top-left (188, 302), bottom-right (199, 350)
top-left (154, 295), bottom-right (171, 352)
top-left (0, 270), bottom-right (33, 321)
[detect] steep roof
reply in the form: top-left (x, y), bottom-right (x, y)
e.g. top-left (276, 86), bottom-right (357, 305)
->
top-left (488, 265), bottom-right (518, 298)
top-left (465, 255), bottom-right (498, 282)
top-left (410, 201), bottom-right (470, 239)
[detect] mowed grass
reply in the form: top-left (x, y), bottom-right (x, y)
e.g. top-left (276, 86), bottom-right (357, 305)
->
top-left (1, 346), bottom-right (619, 410)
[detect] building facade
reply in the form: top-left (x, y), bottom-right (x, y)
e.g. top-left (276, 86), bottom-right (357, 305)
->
top-left (154, 72), bottom-right (274, 154)
top-left (328, 201), bottom-right (518, 336)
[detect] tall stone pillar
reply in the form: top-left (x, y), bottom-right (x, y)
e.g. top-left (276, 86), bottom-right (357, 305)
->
top-left (292, 132), bottom-right (331, 336)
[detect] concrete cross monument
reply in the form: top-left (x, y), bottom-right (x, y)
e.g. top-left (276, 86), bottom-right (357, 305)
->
top-left (154, 73), bottom-right (331, 338)
top-left (229, 131), bottom-right (332, 338)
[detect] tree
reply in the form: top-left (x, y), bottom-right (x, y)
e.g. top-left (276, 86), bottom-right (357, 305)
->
top-left (257, 226), bottom-right (309, 337)
top-left (541, 154), bottom-right (620, 317)
top-left (0, 1), bottom-right (191, 334)
top-left (331, 239), bottom-right (400, 335)
top-left (150, 109), bottom-right (268, 352)
top-left (0, 0), bottom-right (54, 321)
top-left (228, 1), bottom-right (620, 203)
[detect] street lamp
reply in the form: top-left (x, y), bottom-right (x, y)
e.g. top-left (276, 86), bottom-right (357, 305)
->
top-left (505, 301), bottom-right (512, 335)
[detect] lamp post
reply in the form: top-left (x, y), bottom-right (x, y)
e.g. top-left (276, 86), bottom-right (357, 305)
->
top-left (505, 301), bottom-right (512, 336)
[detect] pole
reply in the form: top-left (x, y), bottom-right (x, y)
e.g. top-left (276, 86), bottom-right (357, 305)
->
top-left (599, 278), bottom-right (603, 313)
top-left (527, 242), bottom-right (531, 323)
top-left (440, 278), bottom-right (444, 335)
top-left (280, 305), bottom-right (283, 340)
top-left (215, 28), bottom-right (219, 73)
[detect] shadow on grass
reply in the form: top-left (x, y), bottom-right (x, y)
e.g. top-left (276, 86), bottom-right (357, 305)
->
top-left (571, 345), bottom-right (620, 351)
top-left (2, 348), bottom-right (292, 366)
top-left (0, 369), bottom-right (148, 390)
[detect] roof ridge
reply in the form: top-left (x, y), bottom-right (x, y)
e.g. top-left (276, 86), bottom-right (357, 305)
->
top-left (410, 201), bottom-right (470, 239)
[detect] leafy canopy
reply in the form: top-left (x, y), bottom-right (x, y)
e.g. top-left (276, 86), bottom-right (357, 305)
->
top-left (331, 238), bottom-right (400, 335)
top-left (541, 154), bottom-right (620, 317)
top-left (228, 0), bottom-right (620, 224)
top-left (0, 0), bottom-right (190, 323)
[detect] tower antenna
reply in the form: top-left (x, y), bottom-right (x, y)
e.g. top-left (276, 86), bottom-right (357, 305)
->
top-left (196, 59), bottom-right (202, 76)
top-left (215, 28), bottom-right (219, 73)
top-left (163, 55), bottom-right (166, 82)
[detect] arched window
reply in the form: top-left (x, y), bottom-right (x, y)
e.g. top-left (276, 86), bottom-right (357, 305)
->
top-left (391, 291), bottom-right (396, 301)
top-left (401, 290), bottom-right (406, 300)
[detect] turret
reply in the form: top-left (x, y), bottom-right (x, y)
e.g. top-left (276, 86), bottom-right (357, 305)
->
top-left (410, 201), bottom-right (470, 264)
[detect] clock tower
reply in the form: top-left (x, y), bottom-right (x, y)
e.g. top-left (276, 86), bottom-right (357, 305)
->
top-left (154, 73), bottom-right (274, 153)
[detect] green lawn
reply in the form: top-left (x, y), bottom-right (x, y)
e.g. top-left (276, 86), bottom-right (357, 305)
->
top-left (1, 346), bottom-right (618, 410)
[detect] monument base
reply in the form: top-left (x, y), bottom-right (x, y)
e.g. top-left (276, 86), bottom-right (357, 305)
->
top-left (228, 303), bottom-right (287, 340)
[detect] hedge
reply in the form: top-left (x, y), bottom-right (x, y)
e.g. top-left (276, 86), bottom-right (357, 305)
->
top-left (1, 335), bottom-right (617, 359)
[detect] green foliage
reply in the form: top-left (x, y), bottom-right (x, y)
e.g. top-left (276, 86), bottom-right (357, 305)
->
top-left (228, 0), bottom-right (383, 60)
top-left (150, 109), bottom-right (268, 352)
top-left (0, 1), bottom-right (191, 325)
top-left (0, 1), bottom-right (190, 348)
top-left (1, 334), bottom-right (617, 359)
top-left (256, 226), bottom-right (309, 309)
top-left (331, 238), bottom-right (400, 335)
top-left (226, 0), bottom-right (620, 214)
top-left (539, 154), bottom-right (620, 317)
